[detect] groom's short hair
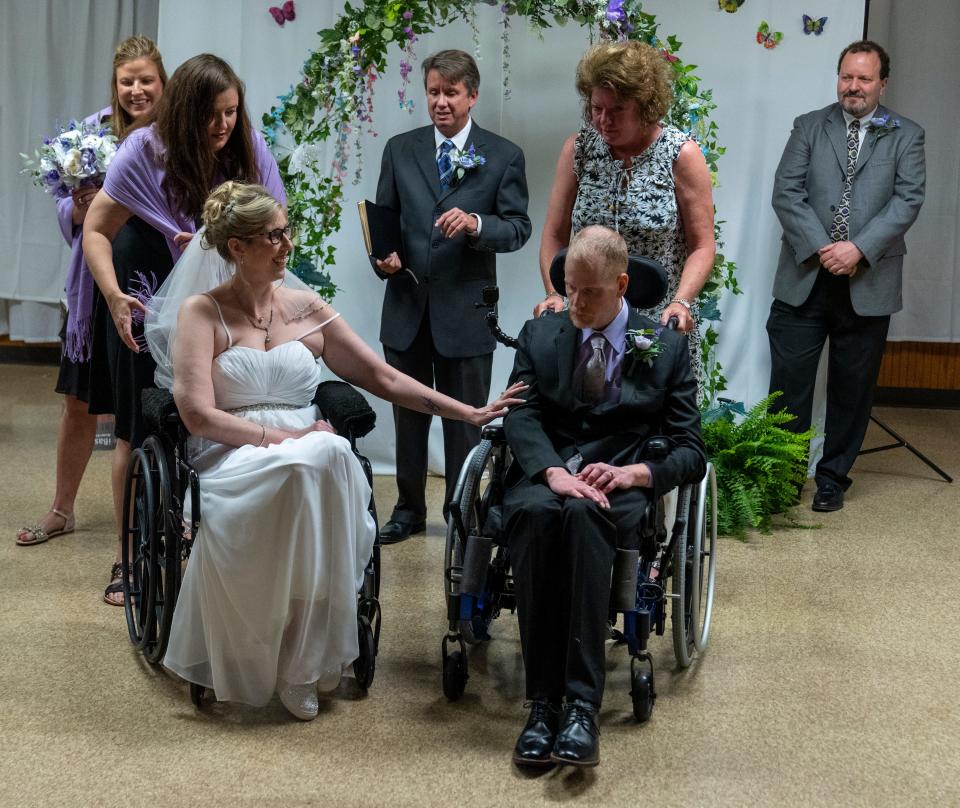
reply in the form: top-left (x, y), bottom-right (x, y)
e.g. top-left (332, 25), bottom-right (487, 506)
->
top-left (567, 226), bottom-right (629, 282)
top-left (422, 49), bottom-right (481, 95)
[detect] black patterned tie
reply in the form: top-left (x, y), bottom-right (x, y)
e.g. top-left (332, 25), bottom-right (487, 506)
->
top-left (580, 334), bottom-right (608, 404)
top-left (830, 120), bottom-right (860, 242)
top-left (438, 139), bottom-right (455, 188)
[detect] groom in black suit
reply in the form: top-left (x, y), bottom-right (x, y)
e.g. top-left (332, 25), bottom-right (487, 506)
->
top-left (503, 226), bottom-right (705, 767)
top-left (374, 49), bottom-right (531, 543)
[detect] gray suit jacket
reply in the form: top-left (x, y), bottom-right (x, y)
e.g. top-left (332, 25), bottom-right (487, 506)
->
top-left (503, 309), bottom-right (706, 503)
top-left (375, 122), bottom-right (531, 357)
top-left (772, 103), bottom-right (925, 316)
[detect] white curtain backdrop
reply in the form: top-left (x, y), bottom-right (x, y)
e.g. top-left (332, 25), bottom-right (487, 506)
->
top-left (869, 0), bottom-right (960, 342)
top-left (154, 0), bottom-right (866, 474)
top-left (0, 0), bottom-right (159, 342)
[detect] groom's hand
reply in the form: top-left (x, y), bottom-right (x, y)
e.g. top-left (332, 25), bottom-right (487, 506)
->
top-left (544, 467), bottom-right (610, 509)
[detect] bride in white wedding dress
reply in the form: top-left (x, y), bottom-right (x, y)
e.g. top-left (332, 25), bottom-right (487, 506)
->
top-left (147, 182), bottom-right (525, 720)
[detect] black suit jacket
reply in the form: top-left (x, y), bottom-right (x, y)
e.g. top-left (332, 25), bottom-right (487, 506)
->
top-left (375, 122), bottom-right (531, 358)
top-left (503, 309), bottom-right (706, 502)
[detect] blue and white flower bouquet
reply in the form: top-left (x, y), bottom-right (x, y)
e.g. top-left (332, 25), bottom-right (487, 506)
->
top-left (20, 120), bottom-right (118, 199)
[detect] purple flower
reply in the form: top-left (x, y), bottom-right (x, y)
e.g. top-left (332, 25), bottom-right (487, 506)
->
top-left (605, 0), bottom-right (625, 22)
top-left (350, 45), bottom-right (360, 56)
top-left (402, 10), bottom-right (413, 19)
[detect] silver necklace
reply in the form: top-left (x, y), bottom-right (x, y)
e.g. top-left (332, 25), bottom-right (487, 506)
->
top-left (233, 286), bottom-right (274, 344)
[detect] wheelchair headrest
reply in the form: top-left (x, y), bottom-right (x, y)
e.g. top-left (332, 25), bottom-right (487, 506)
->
top-left (549, 249), bottom-right (668, 310)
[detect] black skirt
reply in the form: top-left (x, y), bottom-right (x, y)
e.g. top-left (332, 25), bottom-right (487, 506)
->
top-left (54, 317), bottom-right (91, 402)
top-left (87, 217), bottom-right (175, 448)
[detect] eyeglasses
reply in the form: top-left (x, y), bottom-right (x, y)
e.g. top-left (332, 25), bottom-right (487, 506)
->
top-left (260, 225), bottom-right (294, 245)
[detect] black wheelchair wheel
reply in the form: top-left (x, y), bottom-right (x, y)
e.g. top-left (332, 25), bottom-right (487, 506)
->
top-left (121, 437), bottom-right (181, 663)
top-left (444, 439), bottom-right (501, 644)
top-left (671, 487), bottom-right (696, 669)
top-left (353, 615), bottom-right (377, 691)
top-left (122, 447), bottom-right (158, 652)
top-left (630, 668), bottom-right (655, 723)
top-left (442, 650), bottom-right (468, 702)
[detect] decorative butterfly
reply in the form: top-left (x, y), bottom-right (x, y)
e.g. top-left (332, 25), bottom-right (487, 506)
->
top-left (802, 14), bottom-right (828, 35)
top-left (756, 20), bottom-right (783, 49)
top-left (718, 0), bottom-right (745, 12)
top-left (268, 0), bottom-right (295, 26)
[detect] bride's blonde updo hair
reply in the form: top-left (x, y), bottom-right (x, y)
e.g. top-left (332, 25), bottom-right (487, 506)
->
top-left (201, 181), bottom-right (282, 262)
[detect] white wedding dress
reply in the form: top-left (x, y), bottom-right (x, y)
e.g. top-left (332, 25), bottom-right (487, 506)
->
top-left (163, 306), bottom-right (376, 706)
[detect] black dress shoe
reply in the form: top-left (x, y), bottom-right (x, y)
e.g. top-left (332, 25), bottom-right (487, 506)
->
top-left (378, 519), bottom-right (426, 544)
top-left (512, 700), bottom-right (560, 766)
top-left (812, 483), bottom-right (844, 512)
top-left (550, 700), bottom-right (600, 767)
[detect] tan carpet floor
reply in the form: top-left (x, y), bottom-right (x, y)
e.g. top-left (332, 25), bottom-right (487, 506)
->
top-left (1, 362), bottom-right (959, 807)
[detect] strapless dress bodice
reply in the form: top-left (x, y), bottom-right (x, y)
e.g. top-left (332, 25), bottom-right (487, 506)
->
top-left (212, 340), bottom-right (323, 411)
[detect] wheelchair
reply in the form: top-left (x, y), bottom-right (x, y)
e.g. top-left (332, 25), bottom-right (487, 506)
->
top-left (120, 380), bottom-right (383, 706)
top-left (440, 253), bottom-right (718, 722)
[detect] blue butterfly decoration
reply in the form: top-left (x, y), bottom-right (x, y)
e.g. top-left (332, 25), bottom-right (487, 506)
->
top-left (802, 14), bottom-right (827, 35)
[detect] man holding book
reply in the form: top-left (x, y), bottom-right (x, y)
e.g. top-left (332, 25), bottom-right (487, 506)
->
top-left (373, 48), bottom-right (531, 542)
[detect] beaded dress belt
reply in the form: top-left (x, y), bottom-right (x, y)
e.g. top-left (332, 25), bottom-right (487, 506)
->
top-left (225, 402), bottom-right (303, 414)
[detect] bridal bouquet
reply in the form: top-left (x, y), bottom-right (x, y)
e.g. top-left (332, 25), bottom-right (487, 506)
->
top-left (20, 120), bottom-right (117, 199)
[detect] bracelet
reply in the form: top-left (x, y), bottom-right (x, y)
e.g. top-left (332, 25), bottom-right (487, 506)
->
top-left (671, 297), bottom-right (693, 311)
top-left (256, 425), bottom-right (266, 447)
top-left (545, 291), bottom-right (563, 299)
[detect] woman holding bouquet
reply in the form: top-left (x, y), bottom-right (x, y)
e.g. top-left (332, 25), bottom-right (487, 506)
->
top-left (82, 53), bottom-right (285, 605)
top-left (16, 36), bottom-right (166, 547)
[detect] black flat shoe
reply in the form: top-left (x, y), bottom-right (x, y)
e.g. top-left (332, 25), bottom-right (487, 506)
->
top-left (551, 700), bottom-right (600, 767)
top-left (378, 519), bottom-right (426, 544)
top-left (512, 700), bottom-right (560, 767)
top-left (812, 483), bottom-right (844, 512)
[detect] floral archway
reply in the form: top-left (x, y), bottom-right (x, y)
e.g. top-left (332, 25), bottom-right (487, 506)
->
top-left (262, 0), bottom-right (739, 406)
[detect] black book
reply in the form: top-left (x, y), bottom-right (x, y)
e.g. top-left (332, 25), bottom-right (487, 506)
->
top-left (358, 200), bottom-right (415, 282)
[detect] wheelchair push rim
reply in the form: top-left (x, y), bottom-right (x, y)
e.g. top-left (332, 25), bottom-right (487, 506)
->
top-left (691, 462), bottom-right (717, 653)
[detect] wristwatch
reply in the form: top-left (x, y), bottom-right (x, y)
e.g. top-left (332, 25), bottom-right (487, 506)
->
top-left (671, 297), bottom-right (693, 311)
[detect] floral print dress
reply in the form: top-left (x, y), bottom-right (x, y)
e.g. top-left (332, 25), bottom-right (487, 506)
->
top-left (572, 124), bottom-right (703, 398)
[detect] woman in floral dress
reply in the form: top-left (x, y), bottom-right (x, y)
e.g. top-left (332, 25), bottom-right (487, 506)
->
top-left (538, 41), bottom-right (715, 399)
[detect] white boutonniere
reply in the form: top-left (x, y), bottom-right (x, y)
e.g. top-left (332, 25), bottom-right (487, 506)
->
top-left (625, 327), bottom-right (664, 368)
top-left (450, 143), bottom-right (486, 184)
top-left (867, 114), bottom-right (900, 139)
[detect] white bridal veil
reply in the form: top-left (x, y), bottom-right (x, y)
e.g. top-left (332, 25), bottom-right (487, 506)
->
top-left (143, 227), bottom-right (313, 391)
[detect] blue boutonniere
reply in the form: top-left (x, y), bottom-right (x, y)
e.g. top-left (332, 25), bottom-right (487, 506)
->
top-left (450, 143), bottom-right (486, 183)
top-left (625, 327), bottom-right (663, 368)
top-left (867, 114), bottom-right (900, 139)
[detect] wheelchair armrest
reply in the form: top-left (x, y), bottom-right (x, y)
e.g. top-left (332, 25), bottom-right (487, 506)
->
top-left (313, 380), bottom-right (377, 441)
top-left (641, 436), bottom-right (672, 461)
top-left (481, 424), bottom-right (505, 442)
top-left (141, 387), bottom-right (179, 432)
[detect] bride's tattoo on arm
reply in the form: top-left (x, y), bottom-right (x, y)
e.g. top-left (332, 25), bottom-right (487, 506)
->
top-left (421, 396), bottom-right (441, 414)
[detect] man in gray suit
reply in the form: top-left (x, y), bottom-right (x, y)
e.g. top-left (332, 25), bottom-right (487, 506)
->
top-left (374, 49), bottom-right (531, 542)
top-left (767, 40), bottom-right (925, 512)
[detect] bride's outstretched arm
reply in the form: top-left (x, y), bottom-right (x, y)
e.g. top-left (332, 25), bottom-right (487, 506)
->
top-left (320, 316), bottom-right (526, 427)
top-left (173, 296), bottom-right (332, 447)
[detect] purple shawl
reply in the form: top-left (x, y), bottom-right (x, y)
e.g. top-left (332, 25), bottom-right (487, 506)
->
top-left (102, 124), bottom-right (286, 261)
top-left (61, 106), bottom-right (111, 363)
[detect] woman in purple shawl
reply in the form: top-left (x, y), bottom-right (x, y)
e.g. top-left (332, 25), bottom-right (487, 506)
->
top-left (16, 36), bottom-right (167, 547)
top-left (83, 53), bottom-right (286, 605)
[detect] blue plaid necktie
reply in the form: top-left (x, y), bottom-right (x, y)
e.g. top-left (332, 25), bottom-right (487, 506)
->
top-left (438, 139), bottom-right (455, 188)
top-left (830, 119), bottom-right (860, 242)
